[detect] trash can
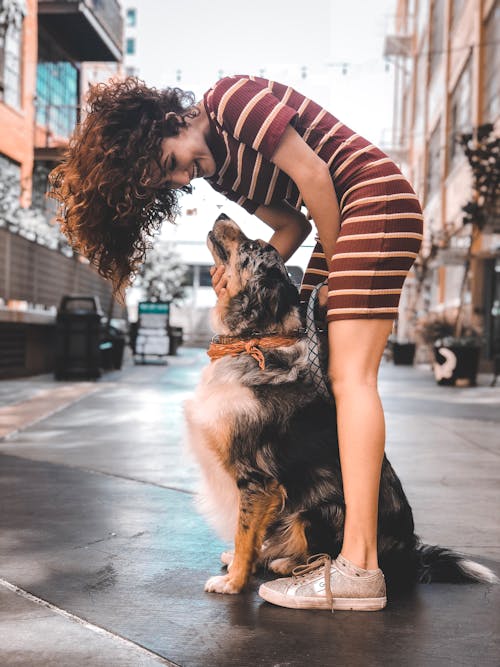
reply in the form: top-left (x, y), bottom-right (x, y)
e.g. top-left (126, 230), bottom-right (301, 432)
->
top-left (54, 296), bottom-right (103, 380)
top-left (100, 324), bottom-right (126, 370)
top-left (168, 326), bottom-right (183, 356)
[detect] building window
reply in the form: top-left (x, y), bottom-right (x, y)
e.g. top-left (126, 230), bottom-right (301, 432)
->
top-left (181, 266), bottom-right (194, 287)
top-left (429, 0), bottom-right (445, 81)
top-left (36, 31), bottom-right (78, 140)
top-left (482, 1), bottom-right (499, 123)
top-left (0, 153), bottom-right (21, 226)
top-left (0, 5), bottom-right (25, 109)
top-left (449, 57), bottom-right (472, 167)
top-left (126, 8), bottom-right (137, 27)
top-left (426, 120), bottom-right (442, 200)
top-left (199, 266), bottom-right (213, 288)
top-left (126, 37), bottom-right (135, 55)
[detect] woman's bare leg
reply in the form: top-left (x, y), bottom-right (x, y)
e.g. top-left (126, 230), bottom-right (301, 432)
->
top-left (327, 318), bottom-right (394, 570)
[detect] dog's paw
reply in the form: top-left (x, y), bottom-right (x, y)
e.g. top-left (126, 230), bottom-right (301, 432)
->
top-left (204, 574), bottom-right (241, 594)
top-left (220, 550), bottom-right (234, 570)
top-left (268, 557), bottom-right (297, 575)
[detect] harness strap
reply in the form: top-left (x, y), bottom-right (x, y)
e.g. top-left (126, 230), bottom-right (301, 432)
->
top-left (305, 280), bottom-right (331, 400)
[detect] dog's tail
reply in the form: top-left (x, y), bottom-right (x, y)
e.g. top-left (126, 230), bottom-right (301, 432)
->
top-left (414, 543), bottom-right (498, 584)
top-left (382, 540), bottom-right (498, 590)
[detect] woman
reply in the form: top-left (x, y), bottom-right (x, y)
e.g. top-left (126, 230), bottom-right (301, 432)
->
top-left (49, 75), bottom-right (423, 611)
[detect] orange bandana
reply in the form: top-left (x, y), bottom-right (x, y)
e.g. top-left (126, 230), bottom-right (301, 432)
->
top-left (207, 335), bottom-right (301, 370)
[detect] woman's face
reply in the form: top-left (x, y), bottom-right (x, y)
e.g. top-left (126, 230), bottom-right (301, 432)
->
top-left (159, 111), bottom-right (216, 189)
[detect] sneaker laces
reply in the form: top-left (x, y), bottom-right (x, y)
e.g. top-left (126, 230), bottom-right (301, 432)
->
top-left (292, 553), bottom-right (333, 605)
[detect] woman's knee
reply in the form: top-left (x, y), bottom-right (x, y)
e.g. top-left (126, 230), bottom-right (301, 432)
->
top-left (327, 318), bottom-right (393, 388)
top-left (328, 371), bottom-right (379, 398)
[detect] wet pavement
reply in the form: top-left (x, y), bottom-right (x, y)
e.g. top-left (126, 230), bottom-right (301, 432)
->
top-left (0, 349), bottom-right (499, 666)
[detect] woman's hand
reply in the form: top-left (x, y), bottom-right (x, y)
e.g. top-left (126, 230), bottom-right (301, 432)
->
top-left (318, 284), bottom-right (328, 309)
top-left (210, 265), bottom-right (228, 297)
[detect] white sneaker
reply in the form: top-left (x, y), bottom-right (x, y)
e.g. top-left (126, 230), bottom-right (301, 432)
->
top-left (258, 553), bottom-right (387, 611)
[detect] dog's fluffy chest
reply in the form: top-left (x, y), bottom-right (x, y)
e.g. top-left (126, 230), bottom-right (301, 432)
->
top-left (184, 360), bottom-right (260, 540)
top-left (184, 360), bottom-right (260, 460)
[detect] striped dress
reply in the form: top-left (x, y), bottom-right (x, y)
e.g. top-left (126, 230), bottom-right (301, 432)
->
top-left (203, 75), bottom-right (423, 322)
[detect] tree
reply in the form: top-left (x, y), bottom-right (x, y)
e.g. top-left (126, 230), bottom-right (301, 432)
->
top-left (0, 164), bottom-right (66, 251)
top-left (136, 242), bottom-right (187, 304)
top-left (454, 124), bottom-right (500, 337)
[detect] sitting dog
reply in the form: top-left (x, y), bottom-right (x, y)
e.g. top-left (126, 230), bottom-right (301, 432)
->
top-left (184, 214), bottom-right (497, 595)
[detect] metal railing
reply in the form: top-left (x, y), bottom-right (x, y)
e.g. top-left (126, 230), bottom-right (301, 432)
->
top-left (0, 227), bottom-right (114, 313)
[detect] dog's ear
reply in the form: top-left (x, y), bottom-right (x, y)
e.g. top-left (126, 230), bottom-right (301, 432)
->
top-left (240, 267), bottom-right (299, 328)
top-left (259, 267), bottom-right (300, 321)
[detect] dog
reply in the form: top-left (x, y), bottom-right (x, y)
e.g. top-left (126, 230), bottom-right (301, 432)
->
top-left (184, 214), bottom-right (497, 595)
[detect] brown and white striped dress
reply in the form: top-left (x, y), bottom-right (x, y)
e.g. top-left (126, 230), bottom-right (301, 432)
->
top-left (203, 75), bottom-right (423, 322)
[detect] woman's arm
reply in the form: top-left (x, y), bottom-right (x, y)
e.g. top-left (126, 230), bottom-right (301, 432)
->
top-left (210, 124), bottom-right (338, 297)
top-left (270, 125), bottom-right (340, 272)
top-left (254, 201), bottom-right (312, 262)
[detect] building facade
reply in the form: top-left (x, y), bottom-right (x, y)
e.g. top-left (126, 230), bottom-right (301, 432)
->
top-left (0, 0), bottom-right (124, 376)
top-left (387, 0), bottom-right (499, 363)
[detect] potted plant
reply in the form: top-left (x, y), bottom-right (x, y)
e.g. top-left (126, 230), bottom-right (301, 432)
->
top-left (419, 124), bottom-right (498, 386)
top-left (391, 339), bottom-right (417, 365)
top-left (418, 315), bottom-right (482, 386)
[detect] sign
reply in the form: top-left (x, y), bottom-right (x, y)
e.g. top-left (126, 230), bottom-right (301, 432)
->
top-left (138, 302), bottom-right (170, 315)
top-left (135, 301), bottom-right (170, 359)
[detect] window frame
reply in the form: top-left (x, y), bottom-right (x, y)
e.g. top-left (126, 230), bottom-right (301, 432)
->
top-left (126, 8), bottom-right (137, 27)
top-left (0, 9), bottom-right (24, 110)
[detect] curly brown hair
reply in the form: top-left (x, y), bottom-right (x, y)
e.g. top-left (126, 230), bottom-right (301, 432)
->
top-left (48, 77), bottom-right (197, 296)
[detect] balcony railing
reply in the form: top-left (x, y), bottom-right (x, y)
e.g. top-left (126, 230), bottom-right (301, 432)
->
top-left (38, 0), bottom-right (123, 62)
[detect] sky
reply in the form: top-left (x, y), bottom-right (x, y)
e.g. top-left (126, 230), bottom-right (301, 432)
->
top-left (125, 0), bottom-right (398, 268)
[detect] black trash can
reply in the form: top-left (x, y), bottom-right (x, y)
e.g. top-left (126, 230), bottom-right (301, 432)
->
top-left (100, 325), bottom-right (126, 370)
top-left (55, 296), bottom-right (103, 380)
top-left (168, 326), bottom-right (183, 356)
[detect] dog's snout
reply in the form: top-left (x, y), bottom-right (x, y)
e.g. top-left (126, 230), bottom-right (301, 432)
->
top-left (212, 216), bottom-right (246, 242)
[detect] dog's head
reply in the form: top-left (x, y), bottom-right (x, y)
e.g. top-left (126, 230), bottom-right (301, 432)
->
top-left (207, 214), bottom-right (301, 336)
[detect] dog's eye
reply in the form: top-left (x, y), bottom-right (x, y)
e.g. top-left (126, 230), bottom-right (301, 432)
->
top-left (244, 241), bottom-right (260, 253)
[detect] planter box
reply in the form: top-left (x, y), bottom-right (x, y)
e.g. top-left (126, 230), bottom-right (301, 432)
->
top-left (433, 344), bottom-right (481, 386)
top-left (393, 342), bottom-right (416, 366)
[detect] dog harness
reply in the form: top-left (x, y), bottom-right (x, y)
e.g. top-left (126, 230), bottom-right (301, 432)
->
top-left (304, 280), bottom-right (331, 400)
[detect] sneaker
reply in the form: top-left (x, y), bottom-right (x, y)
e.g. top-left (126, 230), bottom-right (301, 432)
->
top-left (258, 553), bottom-right (387, 611)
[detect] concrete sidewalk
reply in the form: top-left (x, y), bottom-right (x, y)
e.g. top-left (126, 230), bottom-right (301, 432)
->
top-left (0, 350), bottom-right (499, 666)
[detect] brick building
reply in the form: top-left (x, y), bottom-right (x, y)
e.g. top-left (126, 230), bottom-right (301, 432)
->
top-left (386, 0), bottom-right (499, 364)
top-left (0, 0), bottom-right (123, 376)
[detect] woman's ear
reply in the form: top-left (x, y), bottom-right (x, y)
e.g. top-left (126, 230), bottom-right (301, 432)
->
top-left (164, 111), bottom-right (184, 132)
top-left (165, 111), bottom-right (180, 122)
